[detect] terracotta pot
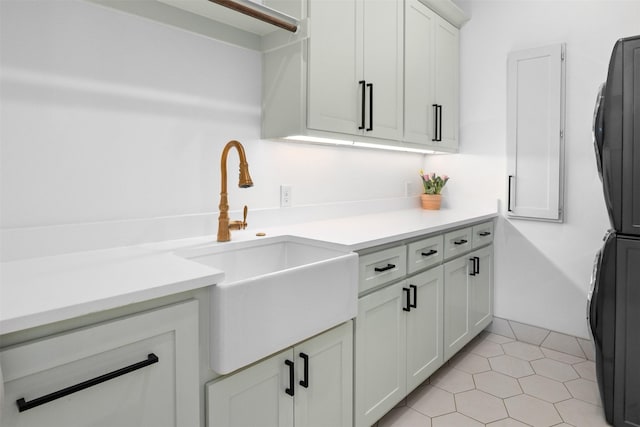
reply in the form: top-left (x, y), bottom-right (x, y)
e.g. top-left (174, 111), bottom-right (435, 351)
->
top-left (421, 194), bottom-right (441, 210)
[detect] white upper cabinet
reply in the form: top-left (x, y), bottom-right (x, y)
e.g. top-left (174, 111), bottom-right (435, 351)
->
top-left (404, 0), bottom-right (459, 150)
top-left (265, 0), bottom-right (403, 143)
top-left (263, 0), bottom-right (467, 152)
top-left (507, 43), bottom-right (566, 221)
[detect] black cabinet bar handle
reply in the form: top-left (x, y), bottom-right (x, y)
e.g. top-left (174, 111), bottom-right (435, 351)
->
top-left (421, 249), bottom-right (438, 257)
top-left (454, 239), bottom-right (468, 245)
top-left (409, 285), bottom-right (417, 308)
top-left (508, 175), bottom-right (514, 212)
top-left (479, 231), bottom-right (491, 237)
top-left (285, 360), bottom-right (295, 396)
top-left (299, 353), bottom-right (309, 388)
top-left (432, 104), bottom-right (438, 141)
top-left (16, 353), bottom-right (159, 413)
top-left (374, 263), bottom-right (395, 272)
top-left (469, 258), bottom-right (476, 276)
top-left (359, 80), bottom-right (366, 130)
top-left (475, 256), bottom-right (480, 275)
top-left (366, 83), bottom-right (373, 131)
top-left (403, 287), bottom-right (411, 312)
top-left (437, 105), bottom-right (443, 141)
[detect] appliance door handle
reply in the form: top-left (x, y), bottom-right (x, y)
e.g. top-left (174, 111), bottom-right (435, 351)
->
top-left (403, 287), bottom-right (411, 312)
top-left (409, 284), bottom-right (417, 308)
top-left (16, 353), bottom-right (159, 413)
top-left (366, 83), bottom-right (373, 131)
top-left (508, 175), bottom-right (514, 212)
top-left (299, 353), bottom-right (309, 388)
top-left (359, 80), bottom-right (366, 130)
top-left (285, 359), bottom-right (295, 396)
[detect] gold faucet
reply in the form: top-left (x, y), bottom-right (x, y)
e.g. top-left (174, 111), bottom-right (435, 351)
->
top-left (217, 140), bottom-right (253, 242)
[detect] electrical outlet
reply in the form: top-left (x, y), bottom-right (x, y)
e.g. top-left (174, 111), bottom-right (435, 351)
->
top-left (405, 182), bottom-right (413, 197)
top-left (280, 185), bottom-right (292, 207)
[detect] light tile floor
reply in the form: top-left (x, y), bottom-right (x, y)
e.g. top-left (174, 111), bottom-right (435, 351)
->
top-left (374, 332), bottom-right (609, 427)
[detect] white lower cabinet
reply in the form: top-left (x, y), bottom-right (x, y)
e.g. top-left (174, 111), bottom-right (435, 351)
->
top-left (444, 245), bottom-right (494, 361)
top-left (355, 266), bottom-right (443, 427)
top-left (0, 300), bottom-right (200, 427)
top-left (206, 321), bottom-right (353, 427)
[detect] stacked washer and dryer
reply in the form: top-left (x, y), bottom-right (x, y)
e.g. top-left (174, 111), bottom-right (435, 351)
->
top-left (589, 35), bottom-right (640, 427)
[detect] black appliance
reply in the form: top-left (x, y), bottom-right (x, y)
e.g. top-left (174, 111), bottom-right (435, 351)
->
top-left (588, 35), bottom-right (640, 427)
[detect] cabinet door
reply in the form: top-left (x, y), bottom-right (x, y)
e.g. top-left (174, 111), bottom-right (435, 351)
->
top-left (207, 349), bottom-right (294, 427)
top-left (406, 266), bottom-right (444, 393)
top-left (295, 322), bottom-right (353, 427)
top-left (469, 246), bottom-right (493, 336)
top-left (506, 44), bottom-right (565, 221)
top-left (434, 17), bottom-right (459, 150)
top-left (362, 0), bottom-right (404, 140)
top-left (0, 301), bottom-right (199, 427)
top-left (404, 0), bottom-right (436, 144)
top-left (443, 256), bottom-right (471, 361)
top-left (307, 0), bottom-right (359, 135)
top-left (355, 282), bottom-right (406, 427)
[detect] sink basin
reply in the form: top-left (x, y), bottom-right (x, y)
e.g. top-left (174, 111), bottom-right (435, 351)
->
top-left (178, 236), bottom-right (358, 374)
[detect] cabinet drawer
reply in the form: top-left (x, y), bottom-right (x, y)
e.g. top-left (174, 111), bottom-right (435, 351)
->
top-left (472, 221), bottom-right (494, 248)
top-left (443, 227), bottom-right (473, 260)
top-left (407, 235), bottom-right (444, 274)
top-left (359, 246), bottom-right (407, 294)
top-left (0, 300), bottom-right (199, 427)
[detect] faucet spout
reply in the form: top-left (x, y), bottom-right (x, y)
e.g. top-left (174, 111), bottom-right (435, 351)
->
top-left (217, 140), bottom-right (253, 242)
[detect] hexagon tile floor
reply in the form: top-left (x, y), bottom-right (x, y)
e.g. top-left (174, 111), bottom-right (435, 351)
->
top-left (374, 332), bottom-right (609, 427)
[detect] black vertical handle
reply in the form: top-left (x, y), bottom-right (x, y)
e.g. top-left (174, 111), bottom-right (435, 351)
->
top-left (299, 353), bottom-right (309, 388)
top-left (469, 258), bottom-right (476, 276)
top-left (359, 80), bottom-right (366, 130)
top-left (366, 83), bottom-right (373, 131)
top-left (437, 105), bottom-right (443, 141)
top-left (508, 175), bottom-right (514, 212)
top-left (409, 284), bottom-right (417, 308)
top-left (432, 104), bottom-right (438, 141)
top-left (475, 256), bottom-right (480, 275)
top-left (285, 360), bottom-right (294, 396)
top-left (403, 287), bottom-right (411, 312)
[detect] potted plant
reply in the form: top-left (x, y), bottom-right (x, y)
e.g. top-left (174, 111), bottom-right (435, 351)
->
top-left (419, 170), bottom-right (450, 210)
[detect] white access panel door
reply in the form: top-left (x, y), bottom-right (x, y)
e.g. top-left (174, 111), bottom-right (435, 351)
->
top-left (507, 43), bottom-right (565, 221)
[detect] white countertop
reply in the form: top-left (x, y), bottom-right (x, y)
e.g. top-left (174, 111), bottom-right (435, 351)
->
top-left (0, 205), bottom-right (497, 335)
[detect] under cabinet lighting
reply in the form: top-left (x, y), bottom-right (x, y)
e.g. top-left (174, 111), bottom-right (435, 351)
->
top-left (283, 135), bottom-right (440, 154)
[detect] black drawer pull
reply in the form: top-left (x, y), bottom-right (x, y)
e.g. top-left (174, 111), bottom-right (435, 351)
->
top-left (421, 249), bottom-right (438, 257)
top-left (299, 353), bottom-right (309, 388)
top-left (374, 263), bottom-right (395, 272)
top-left (454, 239), bottom-right (468, 245)
top-left (16, 353), bottom-right (159, 413)
top-left (479, 231), bottom-right (491, 237)
top-left (285, 360), bottom-right (295, 396)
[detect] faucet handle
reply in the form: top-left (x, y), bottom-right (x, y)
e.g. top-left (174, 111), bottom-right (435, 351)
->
top-left (229, 206), bottom-right (249, 231)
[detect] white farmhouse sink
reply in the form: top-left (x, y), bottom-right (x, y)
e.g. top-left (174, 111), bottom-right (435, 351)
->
top-left (178, 236), bottom-right (358, 374)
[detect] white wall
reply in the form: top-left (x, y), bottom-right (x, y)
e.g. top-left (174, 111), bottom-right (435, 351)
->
top-left (0, 0), bottom-right (424, 260)
top-left (426, 0), bottom-right (640, 338)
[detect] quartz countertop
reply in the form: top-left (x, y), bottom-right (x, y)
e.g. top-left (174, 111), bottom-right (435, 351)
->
top-left (0, 204), bottom-right (497, 335)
